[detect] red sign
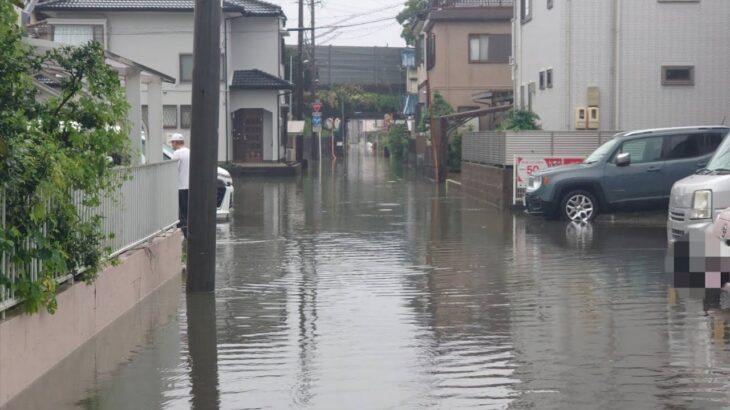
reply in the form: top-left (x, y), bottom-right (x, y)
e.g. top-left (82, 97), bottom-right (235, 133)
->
top-left (515, 156), bottom-right (584, 184)
top-left (311, 102), bottom-right (322, 112)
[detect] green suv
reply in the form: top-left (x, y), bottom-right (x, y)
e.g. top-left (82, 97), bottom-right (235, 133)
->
top-left (524, 126), bottom-right (730, 221)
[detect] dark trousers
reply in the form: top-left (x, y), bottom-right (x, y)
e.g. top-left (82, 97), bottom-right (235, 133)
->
top-left (179, 189), bottom-right (189, 238)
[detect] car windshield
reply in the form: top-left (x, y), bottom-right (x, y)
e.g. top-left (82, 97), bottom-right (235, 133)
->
top-left (705, 131), bottom-right (730, 172)
top-left (584, 139), bottom-right (619, 164)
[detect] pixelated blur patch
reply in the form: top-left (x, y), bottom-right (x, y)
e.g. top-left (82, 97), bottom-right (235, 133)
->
top-left (668, 238), bottom-right (730, 289)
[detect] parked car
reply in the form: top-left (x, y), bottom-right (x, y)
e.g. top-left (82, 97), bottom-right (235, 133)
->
top-left (162, 144), bottom-right (234, 221)
top-left (669, 129), bottom-right (730, 241)
top-left (525, 126), bottom-right (730, 222)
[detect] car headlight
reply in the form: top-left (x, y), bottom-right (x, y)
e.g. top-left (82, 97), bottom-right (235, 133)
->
top-left (690, 190), bottom-right (712, 220)
top-left (526, 175), bottom-right (549, 193)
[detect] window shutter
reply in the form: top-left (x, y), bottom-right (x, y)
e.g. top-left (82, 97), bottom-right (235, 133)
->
top-left (488, 34), bottom-right (511, 63)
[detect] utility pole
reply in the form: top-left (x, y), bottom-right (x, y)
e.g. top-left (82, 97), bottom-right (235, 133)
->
top-left (310, 0), bottom-right (318, 100)
top-left (187, 0), bottom-right (221, 293)
top-left (296, 0), bottom-right (305, 120)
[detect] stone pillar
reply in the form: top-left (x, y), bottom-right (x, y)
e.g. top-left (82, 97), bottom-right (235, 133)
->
top-left (147, 77), bottom-right (164, 163)
top-left (125, 68), bottom-right (143, 165)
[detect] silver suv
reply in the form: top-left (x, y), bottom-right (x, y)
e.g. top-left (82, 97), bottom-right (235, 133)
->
top-left (668, 127), bottom-right (730, 241)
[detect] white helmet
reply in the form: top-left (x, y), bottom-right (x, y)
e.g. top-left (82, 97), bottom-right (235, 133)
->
top-left (169, 133), bottom-right (185, 143)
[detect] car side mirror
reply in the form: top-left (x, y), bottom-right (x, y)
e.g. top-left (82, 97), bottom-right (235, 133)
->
top-left (616, 152), bottom-right (631, 167)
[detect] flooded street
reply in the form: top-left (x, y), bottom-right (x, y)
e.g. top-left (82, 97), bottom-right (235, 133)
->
top-left (10, 148), bottom-right (730, 410)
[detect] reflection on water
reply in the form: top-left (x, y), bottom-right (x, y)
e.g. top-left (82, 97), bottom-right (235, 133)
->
top-left (12, 146), bottom-right (730, 409)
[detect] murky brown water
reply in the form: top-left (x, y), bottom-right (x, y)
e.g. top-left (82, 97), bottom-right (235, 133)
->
top-left (8, 148), bottom-right (730, 410)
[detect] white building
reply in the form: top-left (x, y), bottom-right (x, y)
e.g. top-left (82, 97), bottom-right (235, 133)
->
top-left (30, 0), bottom-right (292, 163)
top-left (513, 0), bottom-right (730, 131)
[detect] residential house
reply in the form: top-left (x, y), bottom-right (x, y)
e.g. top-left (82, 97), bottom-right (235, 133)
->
top-left (411, 0), bottom-right (513, 129)
top-left (30, 0), bottom-right (292, 163)
top-left (402, 48), bottom-right (418, 129)
top-left (513, 0), bottom-right (730, 131)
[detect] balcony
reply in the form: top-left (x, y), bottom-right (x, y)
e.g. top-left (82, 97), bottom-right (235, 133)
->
top-left (431, 0), bottom-right (513, 8)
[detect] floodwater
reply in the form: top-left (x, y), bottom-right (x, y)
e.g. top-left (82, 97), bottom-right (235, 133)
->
top-left (8, 147), bottom-right (730, 410)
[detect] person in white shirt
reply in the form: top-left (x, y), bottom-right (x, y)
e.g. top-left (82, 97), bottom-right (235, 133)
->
top-left (170, 133), bottom-right (190, 238)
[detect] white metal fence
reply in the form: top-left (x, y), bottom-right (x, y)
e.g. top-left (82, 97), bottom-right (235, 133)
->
top-left (0, 161), bottom-right (178, 315)
top-left (462, 131), bottom-right (619, 167)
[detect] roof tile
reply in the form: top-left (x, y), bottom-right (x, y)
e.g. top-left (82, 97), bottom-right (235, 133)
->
top-left (230, 69), bottom-right (293, 90)
top-left (36, 0), bottom-right (282, 16)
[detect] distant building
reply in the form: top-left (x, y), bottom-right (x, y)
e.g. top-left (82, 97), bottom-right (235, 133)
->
top-left (410, 0), bottom-right (514, 130)
top-left (30, 0), bottom-right (292, 163)
top-left (312, 45), bottom-right (407, 92)
top-left (513, 0), bottom-right (730, 131)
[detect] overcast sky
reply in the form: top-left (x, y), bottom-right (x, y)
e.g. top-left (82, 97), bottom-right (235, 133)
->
top-left (267, 0), bottom-right (407, 47)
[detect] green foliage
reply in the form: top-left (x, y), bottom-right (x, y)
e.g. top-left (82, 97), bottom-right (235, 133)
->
top-left (0, 2), bottom-right (130, 314)
top-left (384, 124), bottom-right (410, 161)
top-left (396, 0), bottom-right (429, 46)
top-left (497, 109), bottom-right (541, 131)
top-left (448, 131), bottom-right (462, 172)
top-left (318, 85), bottom-right (401, 115)
top-left (419, 91), bottom-right (454, 132)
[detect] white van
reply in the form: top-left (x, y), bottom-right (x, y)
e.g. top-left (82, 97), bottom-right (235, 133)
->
top-left (668, 127), bottom-right (730, 241)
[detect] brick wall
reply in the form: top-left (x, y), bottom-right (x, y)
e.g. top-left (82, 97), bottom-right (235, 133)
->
top-left (461, 162), bottom-right (513, 208)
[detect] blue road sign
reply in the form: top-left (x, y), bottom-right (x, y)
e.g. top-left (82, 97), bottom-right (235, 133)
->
top-left (312, 115), bottom-right (322, 126)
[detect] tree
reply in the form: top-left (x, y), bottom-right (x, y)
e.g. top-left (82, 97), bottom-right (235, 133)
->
top-left (497, 109), bottom-right (541, 131)
top-left (396, 0), bottom-right (429, 46)
top-left (0, 1), bottom-right (130, 314)
top-left (419, 91), bottom-right (453, 132)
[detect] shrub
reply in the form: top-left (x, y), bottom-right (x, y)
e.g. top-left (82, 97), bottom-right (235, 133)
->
top-left (497, 109), bottom-right (541, 131)
top-left (0, 3), bottom-right (130, 314)
top-left (385, 124), bottom-right (410, 161)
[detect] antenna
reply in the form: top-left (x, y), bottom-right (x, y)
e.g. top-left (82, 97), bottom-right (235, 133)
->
top-left (722, 115), bottom-right (727, 126)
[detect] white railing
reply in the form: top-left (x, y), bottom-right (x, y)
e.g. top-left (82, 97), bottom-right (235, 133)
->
top-left (0, 161), bottom-right (178, 315)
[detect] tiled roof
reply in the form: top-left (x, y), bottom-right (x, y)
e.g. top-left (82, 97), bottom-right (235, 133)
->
top-left (36, 0), bottom-right (283, 16)
top-left (231, 69), bottom-right (293, 90)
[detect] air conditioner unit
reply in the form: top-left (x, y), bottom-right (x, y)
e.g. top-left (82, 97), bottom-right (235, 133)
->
top-left (588, 107), bottom-right (600, 130)
top-left (575, 107), bottom-right (587, 130)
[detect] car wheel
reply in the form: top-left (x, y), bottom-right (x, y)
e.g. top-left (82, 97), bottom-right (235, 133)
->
top-left (560, 190), bottom-right (598, 222)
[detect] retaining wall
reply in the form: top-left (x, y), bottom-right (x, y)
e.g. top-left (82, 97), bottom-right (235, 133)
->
top-left (461, 162), bottom-right (514, 208)
top-left (0, 231), bottom-right (183, 407)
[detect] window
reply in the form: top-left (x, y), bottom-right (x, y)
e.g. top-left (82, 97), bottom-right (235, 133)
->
top-left (520, 85), bottom-right (525, 109)
top-left (539, 70), bottom-right (546, 89)
top-left (527, 82), bottom-right (536, 111)
top-left (426, 33), bottom-right (436, 70)
top-left (615, 137), bottom-right (664, 164)
top-left (180, 54), bottom-right (194, 82)
top-left (468, 34), bottom-right (511, 63)
top-left (163, 105), bottom-right (178, 129)
top-left (547, 0), bottom-right (553, 8)
top-left (141, 105), bottom-right (149, 129)
top-left (546, 68), bottom-right (553, 88)
top-left (521, 0), bottom-right (532, 22)
top-left (52, 24), bottom-right (104, 46)
top-left (181, 105), bottom-right (193, 129)
top-left (663, 132), bottom-right (725, 160)
top-left (662, 65), bottom-right (694, 86)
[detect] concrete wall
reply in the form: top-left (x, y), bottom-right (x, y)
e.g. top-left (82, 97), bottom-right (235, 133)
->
top-left (461, 162), bottom-right (513, 208)
top-left (429, 20), bottom-right (512, 110)
top-left (0, 231), bottom-right (183, 407)
top-left (515, 0), bottom-right (730, 131)
top-left (228, 18), bottom-right (281, 78)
